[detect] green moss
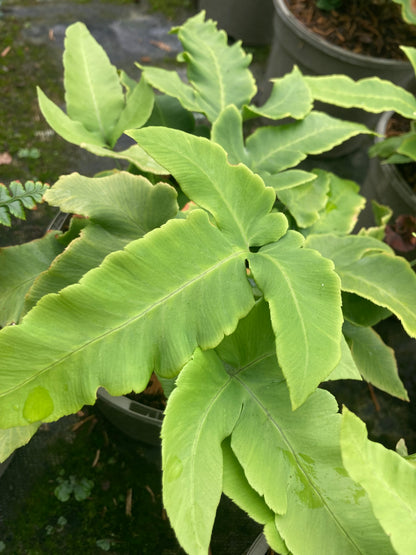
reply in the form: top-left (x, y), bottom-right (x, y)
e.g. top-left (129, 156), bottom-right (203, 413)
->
top-left (2, 407), bottom-right (184, 554)
top-left (148, 0), bottom-right (195, 18)
top-left (0, 17), bottom-right (79, 185)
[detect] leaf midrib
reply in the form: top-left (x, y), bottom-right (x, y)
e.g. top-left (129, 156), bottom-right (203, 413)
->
top-left (0, 249), bottom-right (247, 397)
top-left (235, 373), bottom-right (363, 553)
top-left (79, 46), bottom-right (105, 138)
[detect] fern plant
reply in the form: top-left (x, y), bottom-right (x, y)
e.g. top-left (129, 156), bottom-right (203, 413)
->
top-left (0, 13), bottom-right (416, 555)
top-left (0, 180), bottom-right (49, 226)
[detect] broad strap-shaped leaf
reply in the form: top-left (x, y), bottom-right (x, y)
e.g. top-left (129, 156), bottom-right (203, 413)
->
top-left (245, 111), bottom-right (373, 173)
top-left (24, 173), bottom-right (178, 310)
top-left (248, 231), bottom-right (342, 408)
top-left (303, 170), bottom-right (365, 235)
top-left (0, 232), bottom-right (65, 326)
top-left (129, 127), bottom-right (287, 248)
top-left (230, 368), bottom-right (395, 554)
top-left (63, 22), bottom-right (124, 144)
top-left (44, 172), bottom-right (177, 238)
top-left (305, 234), bottom-right (416, 338)
top-left (37, 87), bottom-right (105, 147)
top-left (369, 132), bottom-right (413, 162)
top-left (261, 169), bottom-right (317, 192)
top-left (140, 12), bottom-right (256, 123)
top-left (217, 301), bottom-right (392, 553)
top-left (0, 210), bottom-right (254, 431)
top-left (304, 74), bottom-right (416, 119)
top-left (82, 143), bottom-right (168, 174)
top-left (343, 321), bottom-right (408, 400)
top-left (162, 300), bottom-right (279, 554)
top-left (24, 225), bottom-right (130, 314)
top-left (341, 408), bottom-right (416, 555)
top-left (326, 335), bottom-right (362, 381)
top-left (162, 349), bottom-right (245, 555)
top-left (211, 105), bottom-right (251, 166)
top-left (38, 86), bottom-right (166, 174)
top-left (396, 136), bottom-right (416, 162)
top-left (222, 438), bottom-right (289, 555)
top-left (275, 169), bottom-right (329, 229)
top-left (222, 437), bottom-right (275, 526)
top-left (109, 76), bottom-right (154, 145)
top-left (244, 66), bottom-right (312, 121)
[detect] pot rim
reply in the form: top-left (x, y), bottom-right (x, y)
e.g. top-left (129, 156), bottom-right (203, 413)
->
top-left (274, 0), bottom-right (411, 69)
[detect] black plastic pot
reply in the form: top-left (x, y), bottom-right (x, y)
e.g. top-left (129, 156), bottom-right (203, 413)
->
top-left (245, 533), bottom-right (269, 555)
top-left (264, 0), bottom-right (415, 154)
top-left (198, 0), bottom-right (274, 45)
top-left (96, 387), bottom-right (163, 446)
top-left (359, 112), bottom-right (416, 224)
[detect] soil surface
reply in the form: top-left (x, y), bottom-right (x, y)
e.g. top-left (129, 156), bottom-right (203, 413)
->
top-left (128, 373), bottom-right (167, 410)
top-left (383, 113), bottom-right (416, 253)
top-left (285, 0), bottom-right (416, 59)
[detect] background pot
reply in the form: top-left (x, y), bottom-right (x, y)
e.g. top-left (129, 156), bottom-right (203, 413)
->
top-left (245, 533), bottom-right (269, 555)
top-left (359, 111), bottom-right (416, 225)
top-left (198, 0), bottom-right (274, 45)
top-left (96, 387), bottom-right (163, 446)
top-left (264, 0), bottom-right (415, 155)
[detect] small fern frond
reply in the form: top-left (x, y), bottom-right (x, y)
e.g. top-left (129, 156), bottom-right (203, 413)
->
top-left (0, 180), bottom-right (49, 226)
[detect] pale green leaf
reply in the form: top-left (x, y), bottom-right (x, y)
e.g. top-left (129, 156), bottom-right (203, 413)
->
top-left (369, 133), bottom-right (411, 161)
top-left (37, 87), bottom-right (105, 147)
top-left (0, 424), bottom-right (39, 463)
top-left (24, 225), bottom-right (128, 314)
top-left (129, 127), bottom-right (288, 248)
top-left (110, 77), bottom-right (154, 145)
top-left (141, 12), bottom-right (256, 123)
top-left (64, 22), bottom-right (124, 144)
top-left (303, 170), bottom-right (366, 235)
top-left (223, 438), bottom-right (290, 554)
top-left (305, 234), bottom-right (416, 338)
top-left (264, 523), bottom-right (289, 555)
top-left (222, 438), bottom-right (275, 526)
top-left (261, 169), bottom-right (317, 192)
top-left (0, 232), bottom-right (65, 326)
top-left (81, 143), bottom-right (168, 174)
top-left (341, 408), bottom-right (416, 555)
top-left (326, 335), bottom-right (362, 381)
top-left (246, 111), bottom-right (373, 173)
top-left (211, 105), bottom-right (250, 166)
top-left (304, 75), bottom-right (416, 119)
top-left (226, 352), bottom-right (394, 553)
top-left (44, 172), bottom-right (177, 238)
top-left (162, 349), bottom-right (245, 555)
top-left (248, 231), bottom-right (342, 408)
top-left (244, 66), bottom-right (312, 121)
top-left (397, 133), bottom-right (416, 162)
top-left (277, 168), bottom-right (329, 228)
top-left (343, 321), bottom-right (408, 400)
top-left (0, 210), bottom-right (254, 431)
top-left (25, 173), bottom-right (178, 310)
